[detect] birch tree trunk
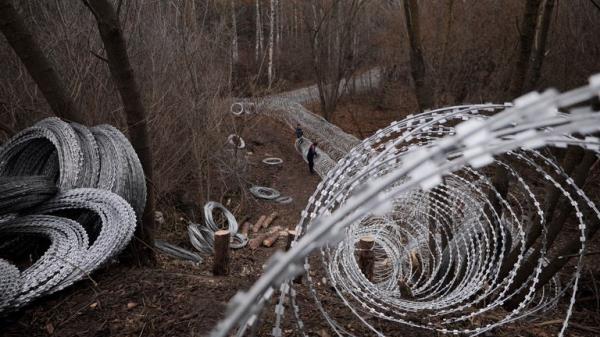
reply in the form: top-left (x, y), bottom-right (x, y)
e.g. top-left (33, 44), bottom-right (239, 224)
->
top-left (231, 0), bottom-right (239, 63)
top-left (255, 0), bottom-right (262, 62)
top-left (268, 0), bottom-right (275, 88)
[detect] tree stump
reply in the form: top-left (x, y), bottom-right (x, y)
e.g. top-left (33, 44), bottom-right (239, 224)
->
top-left (358, 236), bottom-right (375, 281)
top-left (285, 230), bottom-right (297, 251)
top-left (213, 230), bottom-right (230, 276)
top-left (286, 229), bottom-right (303, 284)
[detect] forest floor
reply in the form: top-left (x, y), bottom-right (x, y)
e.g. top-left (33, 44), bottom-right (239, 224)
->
top-left (2, 95), bottom-right (600, 337)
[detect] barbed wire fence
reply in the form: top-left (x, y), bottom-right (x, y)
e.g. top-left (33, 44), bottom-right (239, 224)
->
top-left (219, 74), bottom-right (600, 337)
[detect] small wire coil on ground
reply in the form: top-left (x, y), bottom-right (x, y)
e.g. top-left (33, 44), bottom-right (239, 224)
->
top-left (249, 186), bottom-right (281, 200)
top-left (227, 134), bottom-right (246, 149)
top-left (275, 196), bottom-right (293, 204)
top-left (230, 102), bottom-right (245, 116)
top-left (262, 157), bottom-right (283, 165)
top-left (188, 201), bottom-right (247, 255)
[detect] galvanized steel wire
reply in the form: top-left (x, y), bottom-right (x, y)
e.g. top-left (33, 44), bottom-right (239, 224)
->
top-left (212, 75), bottom-right (600, 337)
top-left (0, 117), bottom-right (143, 313)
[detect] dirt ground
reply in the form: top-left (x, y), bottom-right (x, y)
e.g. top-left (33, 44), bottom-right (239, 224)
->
top-left (2, 103), bottom-right (600, 337)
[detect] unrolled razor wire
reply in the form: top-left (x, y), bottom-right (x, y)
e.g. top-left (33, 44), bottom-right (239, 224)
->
top-left (211, 75), bottom-right (600, 337)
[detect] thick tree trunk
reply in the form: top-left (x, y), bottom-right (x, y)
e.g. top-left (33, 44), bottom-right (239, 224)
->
top-left (0, 0), bottom-right (83, 124)
top-left (85, 0), bottom-right (156, 266)
top-left (508, 0), bottom-right (542, 97)
top-left (402, 0), bottom-right (433, 111)
top-left (527, 0), bottom-right (556, 90)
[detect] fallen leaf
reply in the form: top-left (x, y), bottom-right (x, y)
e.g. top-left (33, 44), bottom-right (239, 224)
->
top-left (127, 302), bottom-right (138, 310)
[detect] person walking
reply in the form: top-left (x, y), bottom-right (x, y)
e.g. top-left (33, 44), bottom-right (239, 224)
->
top-left (307, 142), bottom-right (318, 174)
top-left (295, 124), bottom-right (304, 144)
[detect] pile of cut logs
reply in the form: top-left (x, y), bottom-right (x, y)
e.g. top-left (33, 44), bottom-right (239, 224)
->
top-left (212, 211), bottom-right (297, 276)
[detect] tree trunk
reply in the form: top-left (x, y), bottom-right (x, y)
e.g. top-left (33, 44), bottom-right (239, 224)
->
top-left (85, 0), bottom-right (156, 266)
top-left (508, 0), bottom-right (542, 97)
top-left (231, 0), bottom-right (239, 63)
top-left (255, 0), bottom-right (262, 62)
top-left (499, 146), bottom-right (584, 280)
top-left (402, 0), bottom-right (433, 111)
top-left (267, 0), bottom-right (275, 88)
top-left (440, 0), bottom-right (455, 67)
top-left (504, 151), bottom-right (597, 309)
top-left (526, 0), bottom-right (556, 90)
top-left (0, 0), bottom-right (83, 124)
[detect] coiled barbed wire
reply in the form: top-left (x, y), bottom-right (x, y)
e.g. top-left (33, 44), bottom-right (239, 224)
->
top-left (249, 186), bottom-right (281, 200)
top-left (188, 201), bottom-right (246, 255)
top-left (262, 157), bottom-right (283, 165)
top-left (212, 75), bottom-right (600, 337)
top-left (0, 176), bottom-right (58, 215)
top-left (0, 118), bottom-right (144, 314)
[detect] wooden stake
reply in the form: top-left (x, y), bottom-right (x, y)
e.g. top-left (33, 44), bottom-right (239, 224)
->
top-left (358, 236), bottom-right (375, 281)
top-left (213, 230), bottom-right (230, 276)
top-left (253, 215), bottom-right (267, 233)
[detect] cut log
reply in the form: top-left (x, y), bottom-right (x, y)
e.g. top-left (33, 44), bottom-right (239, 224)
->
top-left (241, 221), bottom-right (252, 236)
top-left (249, 226), bottom-right (281, 249)
top-left (262, 230), bottom-right (281, 247)
top-left (213, 230), bottom-right (230, 276)
top-left (253, 215), bottom-right (267, 233)
top-left (358, 236), bottom-right (375, 281)
top-left (261, 211), bottom-right (279, 230)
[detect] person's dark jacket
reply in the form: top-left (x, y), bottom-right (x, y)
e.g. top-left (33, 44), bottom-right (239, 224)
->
top-left (307, 145), bottom-right (318, 161)
top-left (295, 127), bottom-right (303, 139)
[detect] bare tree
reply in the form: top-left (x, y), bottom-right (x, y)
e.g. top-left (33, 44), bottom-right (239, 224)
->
top-left (0, 0), bottom-right (83, 124)
top-left (231, 0), bottom-right (239, 63)
top-left (83, 0), bottom-right (156, 265)
top-left (402, 0), bottom-right (433, 111)
top-left (526, 0), bottom-right (556, 90)
top-left (509, 0), bottom-right (542, 97)
top-left (301, 0), bottom-right (370, 120)
top-left (268, 0), bottom-right (276, 88)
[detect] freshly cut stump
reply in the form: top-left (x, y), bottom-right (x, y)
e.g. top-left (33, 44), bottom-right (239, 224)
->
top-left (213, 230), bottom-right (230, 276)
top-left (358, 236), bottom-right (375, 281)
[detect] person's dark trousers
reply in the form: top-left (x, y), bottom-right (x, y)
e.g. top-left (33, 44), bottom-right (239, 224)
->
top-left (308, 159), bottom-right (314, 174)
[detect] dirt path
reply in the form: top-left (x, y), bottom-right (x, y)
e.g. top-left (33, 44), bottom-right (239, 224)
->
top-left (0, 116), bottom-right (320, 337)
